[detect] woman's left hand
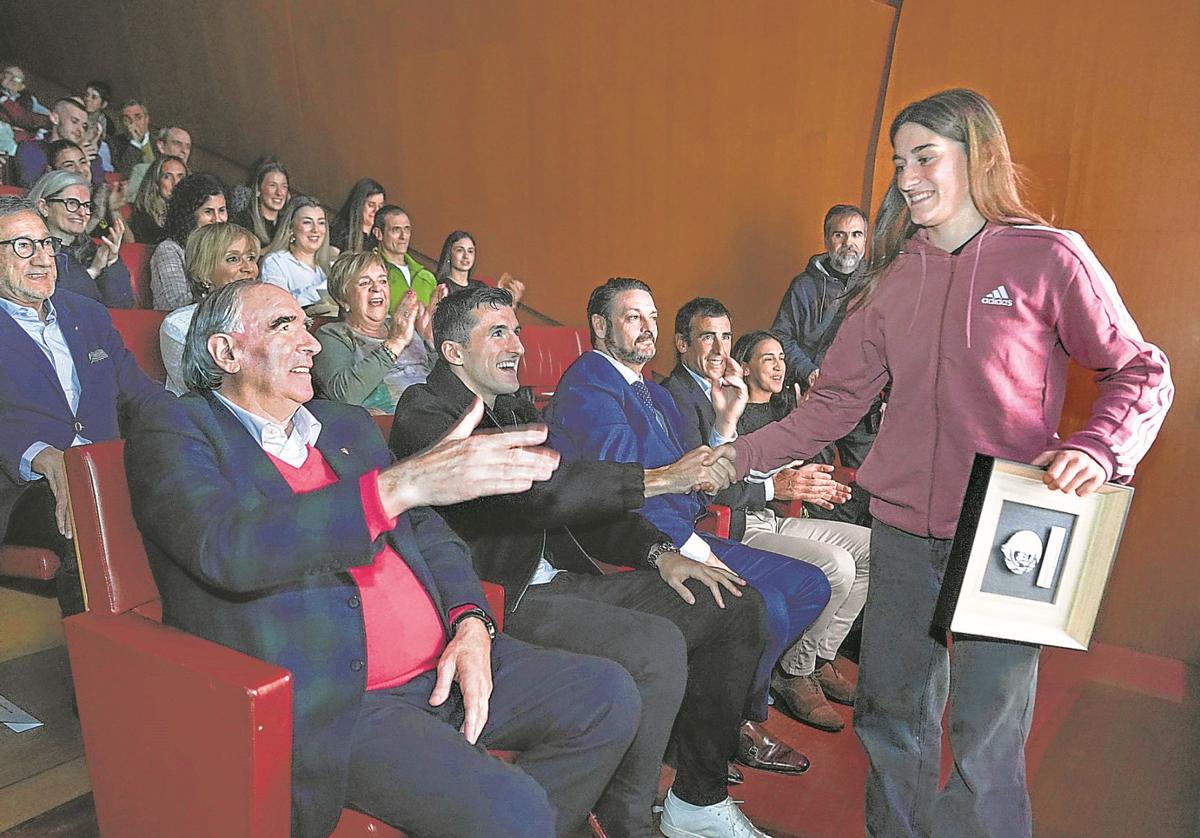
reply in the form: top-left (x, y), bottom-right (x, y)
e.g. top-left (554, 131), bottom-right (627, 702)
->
top-left (1031, 448), bottom-right (1108, 496)
top-left (497, 272), bottom-right (526, 306)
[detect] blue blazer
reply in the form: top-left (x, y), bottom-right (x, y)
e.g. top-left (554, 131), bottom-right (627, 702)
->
top-left (0, 288), bottom-right (163, 532)
top-left (125, 392), bottom-right (492, 838)
top-left (543, 351), bottom-right (706, 549)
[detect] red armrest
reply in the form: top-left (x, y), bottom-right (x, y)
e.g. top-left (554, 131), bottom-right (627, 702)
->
top-left (0, 544), bottom-right (60, 580)
top-left (696, 504), bottom-right (731, 539)
top-left (65, 611), bottom-right (293, 838)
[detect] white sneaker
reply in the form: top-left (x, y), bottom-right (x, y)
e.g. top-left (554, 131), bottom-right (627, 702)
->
top-left (659, 789), bottom-right (769, 837)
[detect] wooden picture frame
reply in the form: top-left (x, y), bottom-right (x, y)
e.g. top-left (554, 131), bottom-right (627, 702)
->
top-left (935, 455), bottom-right (1134, 650)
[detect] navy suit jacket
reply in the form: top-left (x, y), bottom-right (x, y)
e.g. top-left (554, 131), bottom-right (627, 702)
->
top-left (544, 351), bottom-right (707, 550)
top-left (661, 363), bottom-right (766, 540)
top-left (0, 288), bottom-right (164, 533)
top-left (125, 392), bottom-right (492, 838)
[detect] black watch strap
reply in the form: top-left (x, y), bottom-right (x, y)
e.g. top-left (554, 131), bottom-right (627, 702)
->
top-left (450, 607), bottom-right (497, 640)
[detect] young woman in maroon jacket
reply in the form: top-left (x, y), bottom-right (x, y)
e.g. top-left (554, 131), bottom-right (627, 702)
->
top-left (718, 88), bottom-right (1173, 838)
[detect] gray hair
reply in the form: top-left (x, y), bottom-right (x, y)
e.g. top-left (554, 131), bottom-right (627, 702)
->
top-left (27, 170), bottom-right (90, 207)
top-left (182, 279), bottom-right (261, 391)
top-left (0, 196), bottom-right (37, 220)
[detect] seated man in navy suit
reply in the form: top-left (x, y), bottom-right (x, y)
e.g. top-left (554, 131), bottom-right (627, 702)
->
top-left (124, 279), bottom-right (641, 838)
top-left (0, 196), bottom-right (166, 616)
top-left (663, 297), bottom-right (871, 733)
top-left (543, 279), bottom-right (834, 803)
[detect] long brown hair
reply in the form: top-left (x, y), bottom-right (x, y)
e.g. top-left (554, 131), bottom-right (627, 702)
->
top-left (857, 88), bottom-right (1047, 306)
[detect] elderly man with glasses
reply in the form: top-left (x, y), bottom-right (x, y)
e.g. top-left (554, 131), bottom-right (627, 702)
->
top-left (0, 196), bottom-right (166, 616)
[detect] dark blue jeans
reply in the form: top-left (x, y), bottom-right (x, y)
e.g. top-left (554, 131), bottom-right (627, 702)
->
top-left (702, 534), bottom-right (831, 719)
top-left (856, 521), bottom-right (1040, 838)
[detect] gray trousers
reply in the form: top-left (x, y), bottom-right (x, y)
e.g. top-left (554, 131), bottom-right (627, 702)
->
top-left (855, 521), bottom-right (1040, 838)
top-left (741, 509), bottom-right (871, 676)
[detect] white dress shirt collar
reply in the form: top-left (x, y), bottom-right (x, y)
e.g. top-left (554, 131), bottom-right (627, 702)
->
top-left (212, 391), bottom-right (322, 468)
top-left (591, 348), bottom-right (644, 385)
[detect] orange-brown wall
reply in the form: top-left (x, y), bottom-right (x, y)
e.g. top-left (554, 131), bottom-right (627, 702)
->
top-left (6, 0), bottom-right (1196, 660)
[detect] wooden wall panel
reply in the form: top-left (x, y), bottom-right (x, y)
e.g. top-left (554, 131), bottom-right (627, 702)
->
top-left (876, 0), bottom-right (1200, 661)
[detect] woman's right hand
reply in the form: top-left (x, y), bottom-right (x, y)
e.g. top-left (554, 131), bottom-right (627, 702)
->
top-left (385, 290), bottom-right (419, 357)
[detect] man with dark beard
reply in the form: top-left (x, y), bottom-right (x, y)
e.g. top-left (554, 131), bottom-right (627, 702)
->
top-left (771, 204), bottom-right (881, 526)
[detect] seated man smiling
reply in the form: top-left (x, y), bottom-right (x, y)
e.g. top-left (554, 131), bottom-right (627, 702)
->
top-left (125, 279), bottom-right (641, 838)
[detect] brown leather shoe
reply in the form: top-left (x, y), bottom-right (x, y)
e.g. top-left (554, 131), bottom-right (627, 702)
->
top-left (735, 720), bottom-right (810, 774)
top-left (771, 672), bottom-right (845, 732)
top-left (815, 659), bottom-right (857, 706)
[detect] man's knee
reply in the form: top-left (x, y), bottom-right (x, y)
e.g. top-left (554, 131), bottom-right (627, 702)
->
top-left (562, 654), bottom-right (643, 748)
top-left (615, 610), bottom-right (688, 694)
top-left (464, 767), bottom-right (557, 837)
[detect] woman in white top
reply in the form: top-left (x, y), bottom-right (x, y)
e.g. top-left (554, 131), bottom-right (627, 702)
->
top-left (259, 195), bottom-right (338, 316)
top-left (159, 222), bottom-right (260, 394)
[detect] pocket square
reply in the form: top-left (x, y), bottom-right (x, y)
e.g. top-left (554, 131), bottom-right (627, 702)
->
top-left (88, 349), bottom-right (109, 363)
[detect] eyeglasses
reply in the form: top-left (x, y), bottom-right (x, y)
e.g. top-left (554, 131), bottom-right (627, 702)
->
top-left (46, 197), bottom-right (94, 215)
top-left (0, 237), bottom-right (63, 259)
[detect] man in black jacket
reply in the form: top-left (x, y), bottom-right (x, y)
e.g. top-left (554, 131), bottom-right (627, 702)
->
top-left (392, 286), bottom-right (809, 838)
top-left (771, 203), bottom-right (881, 526)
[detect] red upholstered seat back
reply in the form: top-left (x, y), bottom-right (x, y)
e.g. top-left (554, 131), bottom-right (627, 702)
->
top-left (65, 440), bottom-right (161, 618)
top-left (0, 184), bottom-right (28, 197)
top-left (518, 325), bottom-right (589, 405)
top-left (109, 307), bottom-right (167, 383)
top-left (119, 242), bottom-right (154, 309)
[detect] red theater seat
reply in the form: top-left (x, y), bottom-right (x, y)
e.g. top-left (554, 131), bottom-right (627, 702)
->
top-left (518, 325), bottom-right (589, 407)
top-left (61, 440), bottom-right (605, 838)
top-left (0, 184), bottom-right (28, 197)
top-left (0, 545), bottom-right (59, 581)
top-left (118, 242), bottom-right (153, 309)
top-left (109, 308), bottom-right (167, 384)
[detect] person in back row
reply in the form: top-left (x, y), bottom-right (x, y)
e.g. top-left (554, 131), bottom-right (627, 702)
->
top-left (435, 229), bottom-right (526, 305)
top-left (393, 284), bottom-right (785, 838)
top-left (330, 176), bottom-right (386, 253)
top-left (150, 173), bottom-right (228, 310)
top-left (771, 203), bottom-right (881, 526)
top-left (664, 298), bottom-right (870, 733)
top-left (372, 204), bottom-right (439, 308)
top-left (126, 278), bottom-right (641, 838)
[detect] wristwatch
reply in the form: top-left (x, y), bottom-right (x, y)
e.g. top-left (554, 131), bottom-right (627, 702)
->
top-left (646, 541), bottom-right (678, 569)
top-left (450, 607), bottom-right (497, 640)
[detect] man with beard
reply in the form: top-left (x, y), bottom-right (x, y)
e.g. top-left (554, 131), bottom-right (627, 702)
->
top-left (771, 204), bottom-right (881, 526)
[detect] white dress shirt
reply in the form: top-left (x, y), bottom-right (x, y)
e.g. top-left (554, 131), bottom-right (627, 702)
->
top-left (212, 391), bottom-right (322, 468)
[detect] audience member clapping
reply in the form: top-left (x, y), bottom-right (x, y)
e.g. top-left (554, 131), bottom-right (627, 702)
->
top-left (159, 221), bottom-right (259, 394)
top-left (435, 229), bottom-right (526, 305)
top-left (311, 250), bottom-right (436, 414)
top-left (15, 97), bottom-right (100, 188)
top-left (28, 170), bottom-right (131, 307)
top-left (330, 176), bottom-right (385, 253)
top-left (373, 204), bottom-right (438, 309)
top-left (128, 154), bottom-right (187, 245)
top-left (235, 157), bottom-right (289, 246)
top-left (260, 194), bottom-right (337, 316)
top-left (150, 172), bottom-right (228, 310)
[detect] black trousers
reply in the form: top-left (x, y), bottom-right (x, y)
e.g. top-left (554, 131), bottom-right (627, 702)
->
top-left (3, 481), bottom-right (83, 617)
top-left (505, 570), bottom-right (767, 837)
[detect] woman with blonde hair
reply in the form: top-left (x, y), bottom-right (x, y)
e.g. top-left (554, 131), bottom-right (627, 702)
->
top-left (128, 154), bottom-right (187, 245)
top-left (235, 156), bottom-right (289, 246)
top-left (311, 250), bottom-right (436, 413)
top-left (260, 194), bottom-right (337, 316)
top-left (720, 88), bottom-right (1173, 837)
top-left (159, 222), bottom-right (259, 394)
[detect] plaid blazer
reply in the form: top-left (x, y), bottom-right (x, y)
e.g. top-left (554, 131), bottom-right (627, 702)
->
top-left (125, 392), bottom-right (490, 838)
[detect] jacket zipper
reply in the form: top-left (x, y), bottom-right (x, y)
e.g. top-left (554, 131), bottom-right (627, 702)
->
top-left (926, 253), bottom-right (956, 535)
